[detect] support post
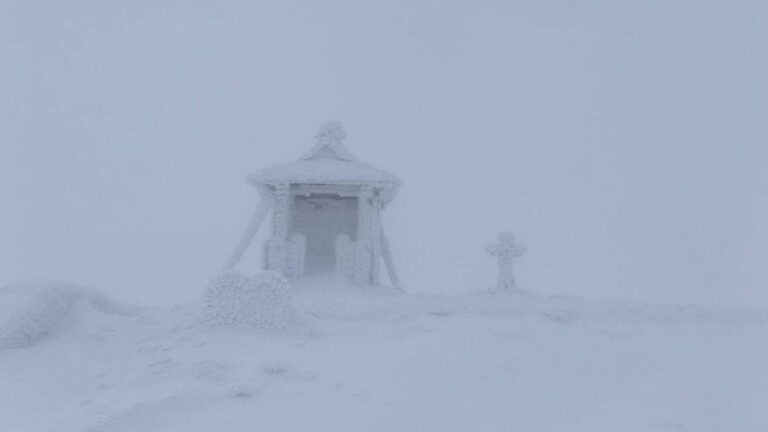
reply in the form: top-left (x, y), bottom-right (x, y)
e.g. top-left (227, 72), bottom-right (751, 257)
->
top-left (267, 183), bottom-right (291, 274)
top-left (355, 185), bottom-right (375, 286)
top-left (379, 220), bottom-right (401, 290)
top-left (222, 185), bottom-right (273, 271)
top-left (370, 196), bottom-right (383, 285)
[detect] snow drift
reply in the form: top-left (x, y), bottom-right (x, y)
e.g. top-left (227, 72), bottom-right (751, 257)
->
top-left (0, 280), bottom-right (140, 351)
top-left (1, 283), bottom-right (766, 432)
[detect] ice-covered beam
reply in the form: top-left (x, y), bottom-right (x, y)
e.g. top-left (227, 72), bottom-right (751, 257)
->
top-left (380, 222), bottom-right (401, 290)
top-left (222, 185), bottom-right (274, 271)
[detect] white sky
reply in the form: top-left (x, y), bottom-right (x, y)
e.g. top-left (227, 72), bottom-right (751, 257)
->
top-left (1, 0), bottom-right (766, 306)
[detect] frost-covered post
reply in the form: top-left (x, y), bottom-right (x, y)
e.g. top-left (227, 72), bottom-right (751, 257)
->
top-left (370, 193), bottom-right (384, 285)
top-left (222, 184), bottom-right (274, 271)
top-left (267, 183), bottom-right (291, 274)
top-left (487, 232), bottom-right (526, 291)
top-left (355, 185), bottom-right (376, 286)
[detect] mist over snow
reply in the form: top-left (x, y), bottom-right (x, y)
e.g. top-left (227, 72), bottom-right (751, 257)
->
top-left (1, 0), bottom-right (767, 307)
top-left (2, 3), bottom-right (768, 431)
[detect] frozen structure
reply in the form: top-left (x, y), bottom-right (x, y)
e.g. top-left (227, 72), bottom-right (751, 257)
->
top-left (224, 121), bottom-right (401, 288)
top-left (205, 271), bottom-right (297, 329)
top-left (487, 232), bottom-right (526, 291)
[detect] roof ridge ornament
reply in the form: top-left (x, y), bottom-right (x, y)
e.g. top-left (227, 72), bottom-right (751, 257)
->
top-left (301, 120), bottom-right (357, 161)
top-left (315, 120), bottom-right (346, 147)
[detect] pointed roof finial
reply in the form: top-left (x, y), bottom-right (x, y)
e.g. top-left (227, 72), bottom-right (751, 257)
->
top-left (315, 120), bottom-right (347, 146)
top-left (301, 120), bottom-right (357, 161)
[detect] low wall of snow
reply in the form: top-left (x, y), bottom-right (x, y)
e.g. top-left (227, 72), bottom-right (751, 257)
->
top-left (0, 280), bottom-right (140, 351)
top-left (204, 271), bottom-right (298, 330)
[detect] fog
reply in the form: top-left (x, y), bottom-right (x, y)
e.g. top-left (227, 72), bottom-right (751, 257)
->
top-left (2, 0), bottom-right (766, 307)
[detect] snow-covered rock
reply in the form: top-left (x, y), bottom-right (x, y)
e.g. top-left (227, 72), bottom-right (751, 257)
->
top-left (204, 271), bottom-right (298, 330)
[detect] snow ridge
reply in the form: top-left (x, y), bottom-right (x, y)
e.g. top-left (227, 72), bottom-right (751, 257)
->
top-left (0, 280), bottom-right (141, 351)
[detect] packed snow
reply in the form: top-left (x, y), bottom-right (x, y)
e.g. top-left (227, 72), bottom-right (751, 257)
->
top-left (1, 280), bottom-right (766, 432)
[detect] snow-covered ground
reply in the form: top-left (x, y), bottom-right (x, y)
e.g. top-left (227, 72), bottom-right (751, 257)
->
top-left (1, 282), bottom-right (766, 432)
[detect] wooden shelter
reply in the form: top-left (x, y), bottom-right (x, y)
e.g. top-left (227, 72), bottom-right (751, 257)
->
top-left (223, 121), bottom-right (401, 288)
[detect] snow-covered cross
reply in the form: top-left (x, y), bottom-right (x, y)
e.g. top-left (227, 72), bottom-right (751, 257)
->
top-left (314, 120), bottom-right (347, 146)
top-left (487, 232), bottom-right (526, 291)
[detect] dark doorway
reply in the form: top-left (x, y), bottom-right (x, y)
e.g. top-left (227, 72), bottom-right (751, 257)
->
top-left (291, 194), bottom-right (358, 275)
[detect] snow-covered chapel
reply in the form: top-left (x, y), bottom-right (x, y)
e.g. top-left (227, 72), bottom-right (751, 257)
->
top-left (224, 121), bottom-right (401, 288)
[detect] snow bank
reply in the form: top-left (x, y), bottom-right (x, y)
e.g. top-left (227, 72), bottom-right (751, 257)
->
top-left (293, 289), bottom-right (768, 325)
top-left (204, 271), bottom-right (298, 330)
top-left (0, 280), bottom-right (140, 351)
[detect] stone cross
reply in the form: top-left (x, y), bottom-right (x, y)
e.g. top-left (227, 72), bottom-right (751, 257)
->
top-left (487, 232), bottom-right (526, 291)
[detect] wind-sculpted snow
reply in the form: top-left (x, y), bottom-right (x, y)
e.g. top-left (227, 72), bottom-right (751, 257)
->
top-left (204, 271), bottom-right (298, 330)
top-left (1, 287), bottom-right (766, 432)
top-left (0, 280), bottom-right (140, 351)
top-left (293, 289), bottom-right (768, 325)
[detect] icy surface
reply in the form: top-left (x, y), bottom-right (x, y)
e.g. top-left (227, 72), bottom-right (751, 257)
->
top-left (204, 271), bottom-right (298, 330)
top-left (1, 286), bottom-right (766, 432)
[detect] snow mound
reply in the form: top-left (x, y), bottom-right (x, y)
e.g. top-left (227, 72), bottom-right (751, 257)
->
top-left (0, 280), bottom-right (140, 351)
top-left (204, 271), bottom-right (298, 330)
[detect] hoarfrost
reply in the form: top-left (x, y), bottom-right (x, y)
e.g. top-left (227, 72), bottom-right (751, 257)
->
top-left (204, 271), bottom-right (298, 330)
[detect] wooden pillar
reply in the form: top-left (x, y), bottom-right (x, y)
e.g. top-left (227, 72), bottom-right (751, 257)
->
top-left (267, 183), bottom-right (291, 274)
top-left (370, 196), bottom-right (383, 285)
top-left (222, 185), bottom-right (274, 271)
top-left (355, 185), bottom-right (375, 286)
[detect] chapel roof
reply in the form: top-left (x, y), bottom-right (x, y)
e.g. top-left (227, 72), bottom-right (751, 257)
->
top-left (248, 121), bottom-right (400, 188)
